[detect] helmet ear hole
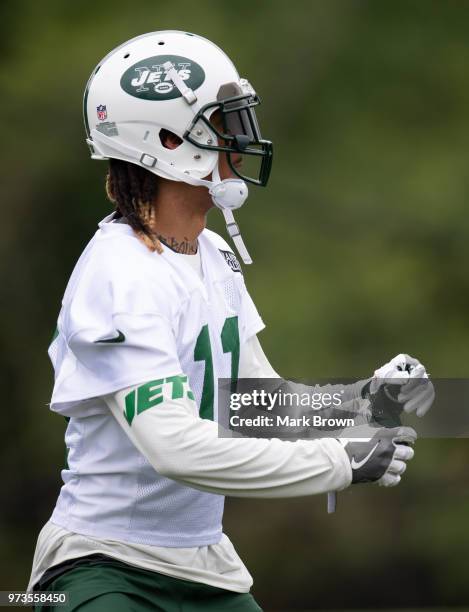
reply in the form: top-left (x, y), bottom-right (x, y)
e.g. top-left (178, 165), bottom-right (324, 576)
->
top-left (159, 128), bottom-right (183, 150)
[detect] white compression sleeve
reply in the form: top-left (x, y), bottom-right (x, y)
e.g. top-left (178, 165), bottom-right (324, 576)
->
top-left (104, 387), bottom-right (352, 498)
top-left (239, 335), bottom-right (279, 378)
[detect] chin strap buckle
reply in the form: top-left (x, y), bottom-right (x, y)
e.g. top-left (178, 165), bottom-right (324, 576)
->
top-left (222, 209), bottom-right (253, 265)
top-left (226, 220), bottom-right (240, 239)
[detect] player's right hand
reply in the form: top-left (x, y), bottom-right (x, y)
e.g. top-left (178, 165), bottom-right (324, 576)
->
top-left (342, 426), bottom-right (417, 487)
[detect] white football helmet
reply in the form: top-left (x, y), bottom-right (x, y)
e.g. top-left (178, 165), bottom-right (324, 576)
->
top-left (83, 30), bottom-right (273, 263)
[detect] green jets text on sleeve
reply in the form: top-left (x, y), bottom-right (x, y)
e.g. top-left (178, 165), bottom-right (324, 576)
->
top-left (124, 375), bottom-right (195, 426)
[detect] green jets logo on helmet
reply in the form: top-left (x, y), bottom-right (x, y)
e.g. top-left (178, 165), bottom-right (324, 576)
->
top-left (120, 55), bottom-right (205, 101)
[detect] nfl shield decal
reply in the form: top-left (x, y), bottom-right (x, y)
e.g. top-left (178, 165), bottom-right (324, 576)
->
top-left (219, 250), bottom-right (242, 273)
top-left (96, 105), bottom-right (107, 120)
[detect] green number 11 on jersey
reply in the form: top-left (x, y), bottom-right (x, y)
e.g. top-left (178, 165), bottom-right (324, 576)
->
top-left (195, 316), bottom-right (240, 421)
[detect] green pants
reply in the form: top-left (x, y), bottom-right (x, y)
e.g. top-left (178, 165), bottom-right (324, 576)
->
top-left (34, 558), bottom-right (262, 612)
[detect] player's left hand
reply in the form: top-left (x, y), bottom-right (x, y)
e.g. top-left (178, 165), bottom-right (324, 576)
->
top-left (369, 353), bottom-right (435, 417)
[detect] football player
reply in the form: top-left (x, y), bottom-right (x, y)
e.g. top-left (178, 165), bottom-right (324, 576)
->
top-left (28, 31), bottom-right (434, 611)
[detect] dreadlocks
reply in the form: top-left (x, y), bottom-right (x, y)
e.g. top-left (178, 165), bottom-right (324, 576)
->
top-left (105, 159), bottom-right (163, 253)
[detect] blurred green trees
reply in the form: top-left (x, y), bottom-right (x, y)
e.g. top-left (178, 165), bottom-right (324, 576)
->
top-left (2, 1), bottom-right (469, 609)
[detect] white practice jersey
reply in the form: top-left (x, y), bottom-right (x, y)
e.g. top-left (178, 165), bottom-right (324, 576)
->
top-left (48, 212), bottom-right (264, 547)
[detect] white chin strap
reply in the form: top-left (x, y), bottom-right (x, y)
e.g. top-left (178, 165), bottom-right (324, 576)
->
top-left (89, 129), bottom-right (253, 265)
top-left (209, 164), bottom-right (252, 265)
top-left (220, 209), bottom-right (252, 265)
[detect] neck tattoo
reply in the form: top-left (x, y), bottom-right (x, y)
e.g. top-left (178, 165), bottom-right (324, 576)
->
top-left (156, 234), bottom-right (198, 255)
